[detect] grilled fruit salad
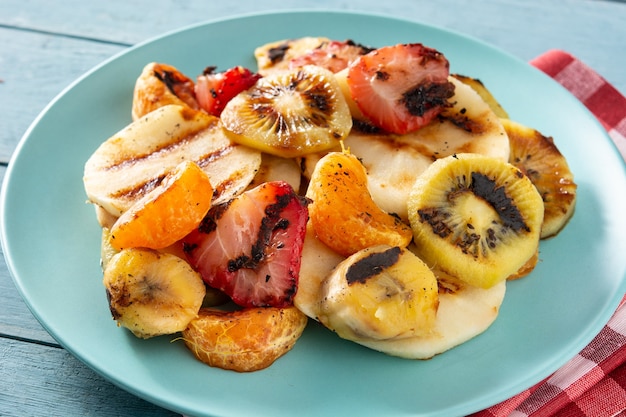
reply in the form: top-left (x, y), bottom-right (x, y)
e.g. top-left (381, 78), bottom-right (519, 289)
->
top-left (82, 36), bottom-right (577, 372)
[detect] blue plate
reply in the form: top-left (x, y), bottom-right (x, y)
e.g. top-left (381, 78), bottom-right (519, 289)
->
top-left (2, 11), bottom-right (626, 417)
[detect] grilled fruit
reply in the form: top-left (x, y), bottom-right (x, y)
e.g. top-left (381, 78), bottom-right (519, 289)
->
top-left (452, 74), bottom-right (509, 119)
top-left (295, 231), bottom-right (505, 359)
top-left (358, 268), bottom-right (506, 359)
top-left (306, 151), bottom-right (413, 257)
top-left (108, 161), bottom-right (213, 250)
top-left (182, 306), bottom-right (307, 372)
top-left (318, 245), bottom-right (439, 342)
top-left (407, 153), bottom-right (544, 289)
top-left (84, 104), bottom-right (261, 217)
top-left (103, 248), bottom-right (206, 338)
top-left (220, 65), bottom-right (352, 158)
top-left (254, 36), bottom-right (331, 75)
top-left (132, 62), bottom-right (199, 120)
top-left (335, 77), bottom-right (511, 221)
top-left (183, 181), bottom-right (309, 308)
top-left (288, 39), bottom-right (373, 73)
top-left (100, 227), bottom-right (118, 271)
top-left (195, 66), bottom-right (262, 116)
top-left (502, 118), bottom-right (577, 238)
top-left (294, 222), bottom-right (345, 319)
top-left (342, 43), bottom-right (456, 135)
top-left (247, 153), bottom-right (302, 193)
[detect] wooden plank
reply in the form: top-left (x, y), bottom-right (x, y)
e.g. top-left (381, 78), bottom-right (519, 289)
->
top-left (0, 338), bottom-right (178, 416)
top-left (0, 27), bottom-right (125, 163)
top-left (1, 0), bottom-right (624, 94)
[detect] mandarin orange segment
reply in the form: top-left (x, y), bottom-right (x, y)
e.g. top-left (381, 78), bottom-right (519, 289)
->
top-left (305, 151), bottom-right (413, 257)
top-left (109, 161), bottom-right (213, 250)
top-left (182, 306), bottom-right (308, 372)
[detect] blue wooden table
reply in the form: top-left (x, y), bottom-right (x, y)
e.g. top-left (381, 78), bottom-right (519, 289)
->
top-left (1, 1), bottom-right (625, 415)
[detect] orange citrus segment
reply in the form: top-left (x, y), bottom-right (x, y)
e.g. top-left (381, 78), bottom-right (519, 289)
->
top-left (109, 161), bottom-right (213, 250)
top-left (305, 151), bottom-right (413, 257)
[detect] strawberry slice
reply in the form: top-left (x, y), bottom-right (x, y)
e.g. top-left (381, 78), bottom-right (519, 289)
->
top-left (288, 40), bottom-right (374, 73)
top-left (195, 66), bottom-right (261, 116)
top-left (347, 43), bottom-right (455, 135)
top-left (183, 181), bottom-right (309, 308)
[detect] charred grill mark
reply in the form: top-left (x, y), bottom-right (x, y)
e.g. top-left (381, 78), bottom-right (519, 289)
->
top-left (111, 174), bottom-right (165, 200)
top-left (194, 144), bottom-right (237, 168)
top-left (345, 246), bottom-right (402, 285)
top-left (400, 81), bottom-right (455, 117)
top-left (470, 172), bottom-right (529, 233)
top-left (417, 171), bottom-right (529, 258)
top-left (197, 200), bottom-right (232, 234)
top-left (267, 43), bottom-right (290, 63)
top-left (345, 39), bottom-right (375, 54)
top-left (153, 69), bottom-right (180, 95)
top-left (351, 118), bottom-right (383, 134)
top-left (226, 189), bottom-right (296, 273)
top-left (437, 277), bottom-right (463, 294)
top-left (443, 111), bottom-right (486, 134)
top-left (418, 208), bottom-right (452, 238)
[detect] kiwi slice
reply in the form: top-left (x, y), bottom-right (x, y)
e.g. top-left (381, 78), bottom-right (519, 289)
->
top-left (407, 153), bottom-right (544, 289)
top-left (502, 118), bottom-right (577, 239)
top-left (220, 65), bottom-right (352, 158)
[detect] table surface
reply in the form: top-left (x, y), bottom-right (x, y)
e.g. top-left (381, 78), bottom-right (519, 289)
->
top-left (1, 1), bottom-right (625, 416)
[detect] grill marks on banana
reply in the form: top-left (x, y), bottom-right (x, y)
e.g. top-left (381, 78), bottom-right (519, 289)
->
top-left (345, 246), bottom-right (402, 285)
top-left (109, 142), bottom-right (242, 202)
top-left (418, 171), bottom-right (529, 259)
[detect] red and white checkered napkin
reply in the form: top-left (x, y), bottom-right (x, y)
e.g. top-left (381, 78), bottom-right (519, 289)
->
top-left (472, 50), bottom-right (626, 417)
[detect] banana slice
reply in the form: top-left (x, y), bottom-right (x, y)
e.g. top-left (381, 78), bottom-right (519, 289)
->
top-left (103, 248), bottom-right (206, 338)
top-left (358, 268), bottom-right (506, 359)
top-left (182, 306), bottom-right (308, 372)
top-left (295, 229), bottom-right (505, 359)
top-left (220, 65), bottom-right (352, 159)
top-left (318, 245), bottom-right (439, 342)
top-left (407, 153), bottom-right (544, 289)
top-left (502, 118), bottom-right (577, 238)
top-left (254, 37), bottom-right (331, 75)
top-left (84, 104), bottom-right (261, 217)
top-left (309, 76), bottom-right (510, 221)
top-left (132, 62), bottom-right (199, 120)
top-left (246, 153), bottom-right (302, 193)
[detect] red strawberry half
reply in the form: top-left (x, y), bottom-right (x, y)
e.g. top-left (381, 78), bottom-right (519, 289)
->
top-left (347, 43), bottom-right (455, 135)
top-left (183, 181), bottom-right (309, 308)
top-left (195, 65), bottom-right (261, 116)
top-left (288, 39), bottom-right (374, 73)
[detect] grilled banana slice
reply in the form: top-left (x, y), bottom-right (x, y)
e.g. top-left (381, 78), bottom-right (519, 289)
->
top-left (246, 153), bottom-right (302, 193)
top-left (103, 248), bottom-right (206, 338)
top-left (132, 62), bottom-right (199, 120)
top-left (254, 36), bottom-right (331, 75)
top-left (318, 244), bottom-right (439, 342)
top-left (303, 76), bottom-right (510, 221)
top-left (295, 229), bottom-right (505, 358)
top-left (358, 268), bottom-right (505, 359)
top-left (84, 104), bottom-right (261, 217)
top-left (502, 118), bottom-right (577, 238)
top-left (407, 153), bottom-right (544, 289)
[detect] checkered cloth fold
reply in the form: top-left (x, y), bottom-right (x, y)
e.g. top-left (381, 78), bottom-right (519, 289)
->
top-left (472, 50), bottom-right (626, 417)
